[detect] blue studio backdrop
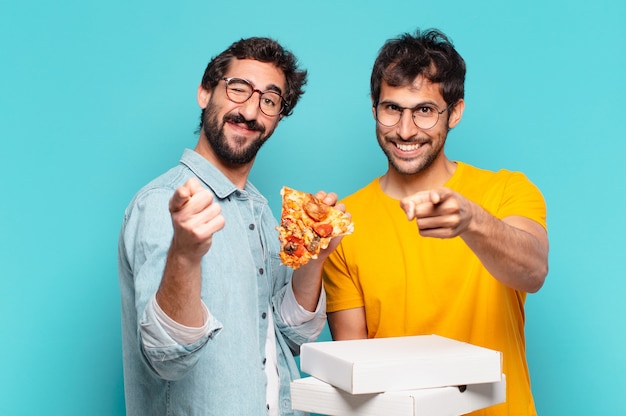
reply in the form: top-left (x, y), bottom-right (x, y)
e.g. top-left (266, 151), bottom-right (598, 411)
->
top-left (1, 0), bottom-right (625, 414)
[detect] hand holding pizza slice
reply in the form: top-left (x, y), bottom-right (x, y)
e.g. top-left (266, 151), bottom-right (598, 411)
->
top-left (277, 186), bottom-right (353, 269)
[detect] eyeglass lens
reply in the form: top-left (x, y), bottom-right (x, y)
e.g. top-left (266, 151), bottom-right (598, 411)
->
top-left (224, 78), bottom-right (283, 116)
top-left (376, 104), bottom-right (444, 130)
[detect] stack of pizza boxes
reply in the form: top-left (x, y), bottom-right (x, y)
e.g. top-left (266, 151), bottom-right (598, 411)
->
top-left (290, 334), bottom-right (505, 416)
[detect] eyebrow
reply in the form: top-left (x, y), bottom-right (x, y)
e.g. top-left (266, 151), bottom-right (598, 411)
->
top-left (378, 99), bottom-right (439, 109)
top-left (226, 76), bottom-right (284, 96)
top-left (264, 83), bottom-right (283, 95)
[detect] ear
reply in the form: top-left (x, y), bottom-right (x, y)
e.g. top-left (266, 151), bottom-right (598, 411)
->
top-left (197, 84), bottom-right (211, 109)
top-left (448, 99), bottom-right (465, 129)
top-left (371, 96), bottom-right (377, 120)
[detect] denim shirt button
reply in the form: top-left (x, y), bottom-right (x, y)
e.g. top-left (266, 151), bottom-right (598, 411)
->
top-left (262, 357), bottom-right (267, 365)
top-left (259, 268), bottom-right (264, 275)
top-left (261, 312), bottom-right (267, 319)
top-left (249, 223), bottom-right (255, 230)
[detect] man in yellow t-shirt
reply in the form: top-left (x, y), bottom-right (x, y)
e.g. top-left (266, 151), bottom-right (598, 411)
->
top-left (323, 28), bottom-right (549, 416)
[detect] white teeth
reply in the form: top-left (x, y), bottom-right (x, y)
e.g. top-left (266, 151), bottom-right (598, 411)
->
top-left (396, 142), bottom-right (421, 151)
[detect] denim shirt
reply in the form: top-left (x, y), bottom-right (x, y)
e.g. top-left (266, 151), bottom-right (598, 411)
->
top-left (118, 149), bottom-right (325, 415)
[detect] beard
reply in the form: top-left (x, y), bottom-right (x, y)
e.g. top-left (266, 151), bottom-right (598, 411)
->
top-left (201, 103), bottom-right (270, 165)
top-left (377, 130), bottom-right (445, 176)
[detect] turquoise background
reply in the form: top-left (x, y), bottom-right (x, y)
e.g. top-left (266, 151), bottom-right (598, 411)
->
top-left (1, 0), bottom-right (624, 414)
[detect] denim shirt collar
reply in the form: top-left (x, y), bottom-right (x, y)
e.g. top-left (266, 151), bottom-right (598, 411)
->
top-left (179, 148), bottom-right (268, 205)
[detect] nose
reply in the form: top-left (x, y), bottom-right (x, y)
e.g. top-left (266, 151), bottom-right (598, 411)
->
top-left (396, 109), bottom-right (419, 140)
top-left (238, 91), bottom-right (262, 119)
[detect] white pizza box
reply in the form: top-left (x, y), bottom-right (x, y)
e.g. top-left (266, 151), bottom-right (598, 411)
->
top-left (291, 375), bottom-right (506, 416)
top-left (300, 335), bottom-right (502, 394)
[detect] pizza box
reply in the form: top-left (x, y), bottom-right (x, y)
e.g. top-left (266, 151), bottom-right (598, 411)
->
top-left (291, 375), bottom-right (506, 416)
top-left (300, 335), bottom-right (502, 394)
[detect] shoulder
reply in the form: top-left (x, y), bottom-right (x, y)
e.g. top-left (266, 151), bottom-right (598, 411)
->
top-left (455, 162), bottom-right (513, 180)
top-left (455, 162), bottom-right (546, 226)
top-left (454, 162), bottom-right (541, 193)
top-left (123, 165), bottom-right (196, 222)
top-left (136, 166), bottom-right (190, 200)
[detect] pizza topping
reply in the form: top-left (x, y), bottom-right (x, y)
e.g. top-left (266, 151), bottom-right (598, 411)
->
top-left (303, 194), bottom-right (330, 222)
top-left (306, 235), bottom-right (321, 253)
top-left (277, 186), bottom-right (354, 269)
top-left (285, 241), bottom-right (305, 257)
top-left (312, 223), bottom-right (333, 238)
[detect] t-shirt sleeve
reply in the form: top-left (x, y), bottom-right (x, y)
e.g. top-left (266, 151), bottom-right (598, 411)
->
top-left (323, 241), bottom-right (364, 313)
top-left (497, 171), bottom-right (547, 231)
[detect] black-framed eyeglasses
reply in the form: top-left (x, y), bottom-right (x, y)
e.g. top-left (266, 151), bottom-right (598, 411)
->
top-left (221, 77), bottom-right (286, 117)
top-left (375, 101), bottom-right (455, 130)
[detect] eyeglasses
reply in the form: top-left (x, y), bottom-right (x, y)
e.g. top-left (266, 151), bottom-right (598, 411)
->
top-left (375, 101), bottom-right (454, 130)
top-left (221, 77), bottom-right (286, 117)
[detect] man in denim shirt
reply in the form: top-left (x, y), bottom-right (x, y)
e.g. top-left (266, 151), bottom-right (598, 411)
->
top-left (118, 37), bottom-right (344, 416)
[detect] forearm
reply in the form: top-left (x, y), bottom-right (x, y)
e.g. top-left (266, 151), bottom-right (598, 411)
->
top-left (327, 308), bottom-right (368, 340)
top-left (156, 247), bottom-right (205, 327)
top-left (461, 204), bottom-right (549, 293)
top-left (290, 259), bottom-right (324, 312)
top-left (277, 282), bottom-right (327, 348)
top-left (156, 176), bottom-right (224, 327)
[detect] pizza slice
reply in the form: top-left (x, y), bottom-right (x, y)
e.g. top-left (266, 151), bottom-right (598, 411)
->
top-left (277, 186), bottom-right (353, 269)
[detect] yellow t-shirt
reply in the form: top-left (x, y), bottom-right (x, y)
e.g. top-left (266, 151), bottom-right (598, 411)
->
top-left (323, 162), bottom-right (547, 416)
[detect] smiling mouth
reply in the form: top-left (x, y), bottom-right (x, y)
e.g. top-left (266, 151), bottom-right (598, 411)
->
top-left (227, 120), bottom-right (258, 132)
top-left (224, 113), bottom-right (264, 133)
top-left (395, 142), bottom-right (423, 152)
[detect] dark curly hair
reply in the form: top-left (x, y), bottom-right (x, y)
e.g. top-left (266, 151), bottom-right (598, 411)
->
top-left (198, 36), bottom-right (307, 131)
top-left (370, 28), bottom-right (465, 108)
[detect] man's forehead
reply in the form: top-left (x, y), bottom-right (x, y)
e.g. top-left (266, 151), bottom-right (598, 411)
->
top-left (381, 77), bottom-right (442, 98)
top-left (382, 74), bottom-right (435, 90)
top-left (225, 59), bottom-right (286, 91)
top-left (410, 75), bottom-right (434, 90)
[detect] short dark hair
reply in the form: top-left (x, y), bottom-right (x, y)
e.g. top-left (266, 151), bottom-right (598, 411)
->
top-left (200, 37), bottom-right (307, 118)
top-left (370, 28), bottom-right (465, 107)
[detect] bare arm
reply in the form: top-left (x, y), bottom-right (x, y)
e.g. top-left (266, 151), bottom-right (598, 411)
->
top-left (461, 212), bottom-right (548, 292)
top-left (327, 308), bottom-right (368, 340)
top-left (291, 191), bottom-right (349, 311)
top-left (400, 188), bottom-right (548, 293)
top-left (155, 178), bottom-right (225, 327)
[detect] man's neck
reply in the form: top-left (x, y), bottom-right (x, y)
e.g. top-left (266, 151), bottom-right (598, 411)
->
top-left (194, 137), bottom-right (253, 190)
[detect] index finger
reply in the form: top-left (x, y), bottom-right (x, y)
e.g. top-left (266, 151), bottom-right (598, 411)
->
top-left (170, 178), bottom-right (205, 213)
top-left (399, 191), bottom-right (432, 218)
